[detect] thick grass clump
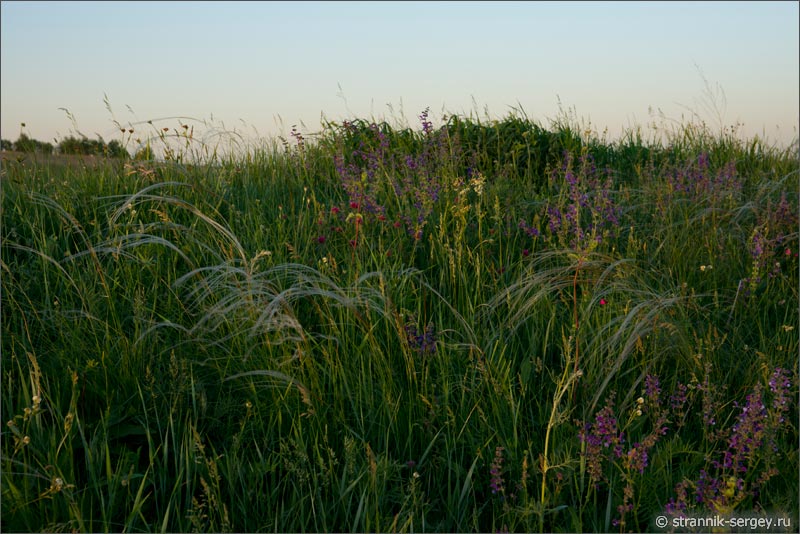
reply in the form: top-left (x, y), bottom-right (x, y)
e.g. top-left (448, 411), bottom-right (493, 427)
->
top-left (2, 110), bottom-right (797, 532)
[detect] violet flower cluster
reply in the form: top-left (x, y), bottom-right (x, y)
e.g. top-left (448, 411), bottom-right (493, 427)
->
top-left (489, 446), bottom-right (505, 496)
top-left (529, 151), bottom-right (620, 252)
top-left (666, 152), bottom-right (743, 204)
top-left (580, 377), bottom-right (672, 527)
top-left (579, 396), bottom-right (625, 485)
top-left (333, 120), bottom-right (390, 219)
top-left (332, 112), bottom-right (448, 242)
top-left (739, 192), bottom-right (798, 298)
top-left (403, 317), bottom-right (437, 356)
top-left (665, 366), bottom-right (796, 519)
top-left (717, 385), bottom-right (767, 473)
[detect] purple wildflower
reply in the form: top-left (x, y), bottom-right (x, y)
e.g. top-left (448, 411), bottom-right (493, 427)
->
top-left (644, 375), bottom-right (661, 403)
top-left (518, 219), bottom-right (540, 238)
top-left (580, 397), bottom-right (624, 484)
top-left (624, 443), bottom-right (649, 474)
top-left (489, 446), bottom-right (505, 495)
top-left (666, 480), bottom-right (691, 516)
top-left (670, 382), bottom-right (689, 427)
top-left (768, 368), bottom-right (791, 422)
top-left (543, 151), bottom-right (620, 251)
top-left (547, 206), bottom-right (562, 234)
top-left (719, 385), bottom-right (767, 473)
top-left (404, 318), bottom-right (437, 356)
top-left (419, 107), bottom-right (433, 136)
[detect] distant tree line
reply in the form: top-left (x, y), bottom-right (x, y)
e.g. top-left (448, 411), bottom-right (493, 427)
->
top-left (1, 133), bottom-right (130, 159)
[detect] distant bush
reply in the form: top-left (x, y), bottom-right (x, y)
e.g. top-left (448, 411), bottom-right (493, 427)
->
top-left (12, 133), bottom-right (53, 154)
top-left (57, 135), bottom-right (129, 158)
top-left (105, 140), bottom-right (129, 159)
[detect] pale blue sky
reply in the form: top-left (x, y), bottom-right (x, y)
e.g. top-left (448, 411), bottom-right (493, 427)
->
top-left (2, 1), bottom-right (798, 149)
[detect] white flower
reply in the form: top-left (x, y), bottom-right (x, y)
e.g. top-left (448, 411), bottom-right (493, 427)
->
top-left (469, 173), bottom-right (486, 196)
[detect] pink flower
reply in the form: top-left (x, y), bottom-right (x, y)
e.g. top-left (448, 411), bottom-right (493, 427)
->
top-left (316, 236), bottom-right (326, 244)
top-left (599, 298), bottom-right (607, 306)
top-left (331, 206), bottom-right (340, 215)
top-left (522, 249), bottom-right (530, 257)
top-left (349, 201), bottom-right (360, 210)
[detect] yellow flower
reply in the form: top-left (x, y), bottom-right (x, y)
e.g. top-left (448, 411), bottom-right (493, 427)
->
top-left (722, 477), bottom-right (737, 499)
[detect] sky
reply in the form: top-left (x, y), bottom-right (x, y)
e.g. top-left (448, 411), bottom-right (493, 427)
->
top-left (2, 1), bottom-right (798, 152)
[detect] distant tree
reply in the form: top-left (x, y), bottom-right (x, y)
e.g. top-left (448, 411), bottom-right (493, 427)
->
top-left (13, 133), bottom-right (36, 153)
top-left (105, 140), bottom-right (130, 159)
top-left (88, 138), bottom-right (104, 155)
top-left (55, 135), bottom-right (128, 158)
top-left (38, 141), bottom-right (54, 155)
top-left (57, 135), bottom-right (101, 156)
top-left (1, 139), bottom-right (12, 150)
top-left (12, 133), bottom-right (53, 154)
top-left (57, 136), bottom-right (85, 155)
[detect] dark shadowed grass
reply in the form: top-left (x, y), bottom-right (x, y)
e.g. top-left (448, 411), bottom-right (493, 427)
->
top-left (2, 111), bottom-right (797, 532)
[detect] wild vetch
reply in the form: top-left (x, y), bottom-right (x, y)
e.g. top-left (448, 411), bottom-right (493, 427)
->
top-left (580, 395), bottom-right (625, 485)
top-left (768, 367), bottom-right (791, 424)
top-left (517, 218), bottom-right (541, 255)
top-left (543, 150), bottom-right (620, 253)
top-left (718, 385), bottom-right (767, 474)
top-left (331, 111), bottom-right (450, 244)
top-left (518, 218), bottom-right (540, 239)
top-left (665, 152), bottom-right (742, 206)
top-left (489, 446), bottom-right (506, 496)
top-left (670, 382), bottom-right (690, 428)
top-left (739, 192), bottom-right (799, 298)
top-left (580, 378), bottom-right (672, 529)
top-left (403, 317), bottom-right (437, 356)
top-left (333, 120), bottom-right (389, 219)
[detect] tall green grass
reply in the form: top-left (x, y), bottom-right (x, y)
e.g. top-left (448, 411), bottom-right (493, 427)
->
top-left (2, 111), bottom-right (797, 532)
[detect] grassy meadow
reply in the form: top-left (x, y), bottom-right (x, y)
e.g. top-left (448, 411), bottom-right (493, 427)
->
top-left (1, 110), bottom-right (798, 533)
